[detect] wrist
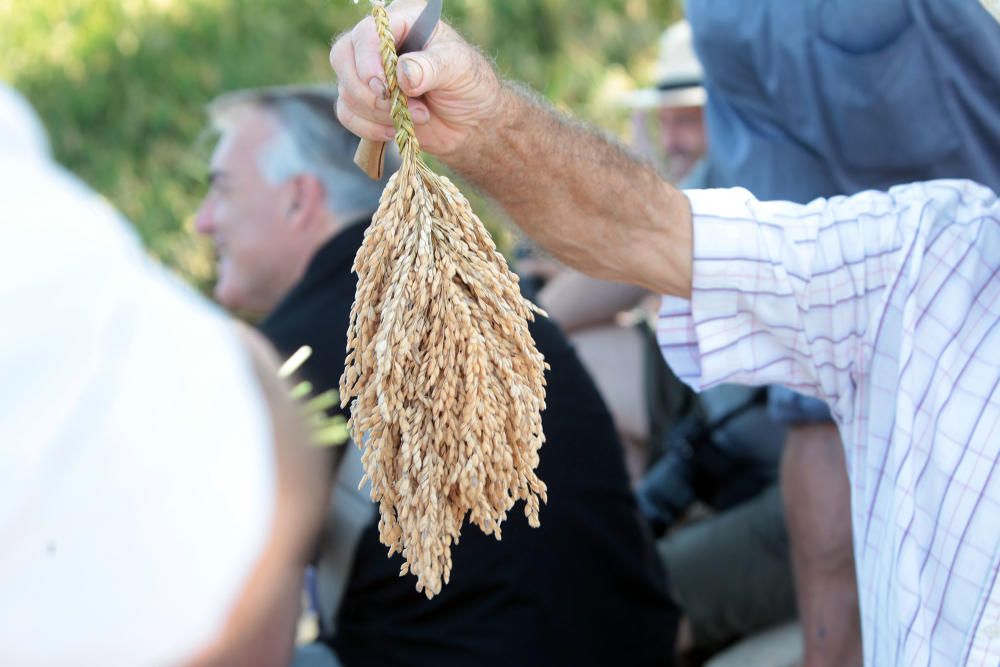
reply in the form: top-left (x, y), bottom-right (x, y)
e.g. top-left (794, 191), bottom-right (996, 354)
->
top-left (439, 82), bottom-right (521, 174)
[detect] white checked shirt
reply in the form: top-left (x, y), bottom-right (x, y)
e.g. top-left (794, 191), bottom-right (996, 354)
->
top-left (658, 181), bottom-right (1000, 666)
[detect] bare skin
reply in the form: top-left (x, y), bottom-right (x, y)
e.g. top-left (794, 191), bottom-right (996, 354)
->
top-left (187, 326), bottom-right (332, 667)
top-left (781, 423), bottom-right (862, 667)
top-left (539, 270), bottom-right (649, 333)
top-left (535, 271), bottom-right (651, 484)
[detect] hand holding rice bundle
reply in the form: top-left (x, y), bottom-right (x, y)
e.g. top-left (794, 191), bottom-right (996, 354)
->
top-left (339, 0), bottom-right (548, 599)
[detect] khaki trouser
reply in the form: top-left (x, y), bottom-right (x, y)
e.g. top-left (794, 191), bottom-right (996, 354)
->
top-left (658, 485), bottom-right (797, 649)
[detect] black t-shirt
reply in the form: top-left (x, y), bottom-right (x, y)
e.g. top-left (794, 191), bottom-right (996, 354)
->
top-left (260, 221), bottom-right (676, 667)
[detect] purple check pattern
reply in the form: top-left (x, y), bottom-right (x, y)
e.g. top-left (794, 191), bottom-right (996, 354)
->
top-left (658, 181), bottom-right (1000, 665)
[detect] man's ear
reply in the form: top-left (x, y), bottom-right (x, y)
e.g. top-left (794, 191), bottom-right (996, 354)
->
top-left (285, 174), bottom-right (326, 230)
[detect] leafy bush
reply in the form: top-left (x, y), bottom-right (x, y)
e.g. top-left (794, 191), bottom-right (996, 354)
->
top-left (2, 0), bottom-right (676, 283)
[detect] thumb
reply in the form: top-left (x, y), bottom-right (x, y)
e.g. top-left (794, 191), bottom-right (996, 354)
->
top-left (398, 47), bottom-right (469, 98)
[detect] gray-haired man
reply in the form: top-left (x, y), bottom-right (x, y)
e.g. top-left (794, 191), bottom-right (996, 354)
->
top-left (195, 87), bottom-right (393, 315)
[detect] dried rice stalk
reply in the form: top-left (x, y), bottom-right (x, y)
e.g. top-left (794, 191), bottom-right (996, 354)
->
top-left (339, 0), bottom-right (548, 598)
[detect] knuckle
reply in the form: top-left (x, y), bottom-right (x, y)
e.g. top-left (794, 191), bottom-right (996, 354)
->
top-left (342, 83), bottom-right (377, 117)
top-left (336, 97), bottom-right (354, 126)
top-left (329, 37), bottom-right (347, 67)
top-left (352, 16), bottom-right (374, 41)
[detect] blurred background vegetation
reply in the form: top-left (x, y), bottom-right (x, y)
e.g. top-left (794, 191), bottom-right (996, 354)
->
top-left (1, 0), bottom-right (678, 287)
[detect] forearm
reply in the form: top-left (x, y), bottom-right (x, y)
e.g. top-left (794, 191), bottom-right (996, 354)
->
top-left (540, 269), bottom-right (649, 332)
top-left (188, 326), bottom-right (332, 666)
top-left (443, 84), bottom-right (693, 298)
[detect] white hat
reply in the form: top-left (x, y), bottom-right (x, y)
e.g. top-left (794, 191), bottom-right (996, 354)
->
top-left (0, 88), bottom-right (276, 665)
top-left (0, 83), bottom-right (50, 160)
top-left (622, 20), bottom-right (706, 109)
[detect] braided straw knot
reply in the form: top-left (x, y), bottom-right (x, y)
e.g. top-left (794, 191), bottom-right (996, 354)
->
top-left (372, 1), bottom-right (419, 158)
top-left (340, 1), bottom-right (549, 598)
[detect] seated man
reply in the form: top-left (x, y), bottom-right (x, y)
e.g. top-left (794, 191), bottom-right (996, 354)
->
top-left (0, 83), bottom-right (330, 666)
top-left (195, 85), bottom-right (678, 667)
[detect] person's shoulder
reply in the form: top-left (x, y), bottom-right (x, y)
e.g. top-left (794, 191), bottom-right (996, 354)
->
top-left (258, 281), bottom-right (356, 409)
top-left (901, 180), bottom-right (1000, 249)
top-left (816, 0), bottom-right (910, 53)
top-left (890, 179), bottom-right (998, 206)
top-left (261, 275), bottom-right (353, 347)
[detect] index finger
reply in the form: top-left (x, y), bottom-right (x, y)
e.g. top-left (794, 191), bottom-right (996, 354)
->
top-left (351, 3), bottom-right (424, 91)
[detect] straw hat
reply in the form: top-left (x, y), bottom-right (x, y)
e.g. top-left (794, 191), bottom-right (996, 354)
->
top-left (623, 20), bottom-right (706, 109)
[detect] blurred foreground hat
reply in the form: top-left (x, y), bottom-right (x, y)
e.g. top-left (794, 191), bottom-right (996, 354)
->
top-left (0, 85), bottom-right (275, 666)
top-left (622, 20), bottom-right (706, 109)
top-left (0, 83), bottom-right (50, 160)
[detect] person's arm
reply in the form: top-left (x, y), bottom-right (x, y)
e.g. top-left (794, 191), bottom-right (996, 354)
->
top-left (451, 86), bottom-right (693, 298)
top-left (330, 0), bottom-right (693, 298)
top-left (539, 269), bottom-right (649, 333)
top-left (655, 181), bottom-right (965, 421)
top-left (188, 326), bottom-right (332, 667)
top-left (330, 0), bottom-right (941, 415)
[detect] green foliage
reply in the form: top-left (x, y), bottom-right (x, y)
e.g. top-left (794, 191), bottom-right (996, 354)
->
top-left (280, 345), bottom-right (350, 447)
top-left (1, 0), bottom-right (677, 283)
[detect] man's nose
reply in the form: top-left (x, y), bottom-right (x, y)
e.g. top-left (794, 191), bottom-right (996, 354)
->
top-left (662, 128), bottom-right (685, 155)
top-left (194, 199), bottom-right (215, 236)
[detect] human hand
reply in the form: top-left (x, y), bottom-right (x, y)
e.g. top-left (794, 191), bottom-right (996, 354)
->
top-left (330, 0), bottom-right (505, 157)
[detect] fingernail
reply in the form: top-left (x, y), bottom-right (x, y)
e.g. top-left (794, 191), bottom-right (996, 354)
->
top-left (368, 77), bottom-right (388, 100)
top-left (400, 58), bottom-right (423, 90)
top-left (410, 106), bottom-right (430, 124)
top-left (384, 126), bottom-right (397, 141)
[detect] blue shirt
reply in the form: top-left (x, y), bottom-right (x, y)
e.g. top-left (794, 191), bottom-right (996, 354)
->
top-left (687, 0), bottom-right (1000, 424)
top-left (688, 0), bottom-right (1000, 201)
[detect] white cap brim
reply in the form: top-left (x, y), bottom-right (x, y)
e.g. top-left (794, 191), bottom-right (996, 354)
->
top-left (619, 85), bottom-right (707, 110)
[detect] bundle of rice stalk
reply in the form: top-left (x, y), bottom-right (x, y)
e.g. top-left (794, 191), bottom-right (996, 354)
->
top-left (339, 0), bottom-right (548, 598)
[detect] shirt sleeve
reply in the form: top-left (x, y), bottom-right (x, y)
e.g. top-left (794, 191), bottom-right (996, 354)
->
top-left (657, 186), bottom-right (916, 418)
